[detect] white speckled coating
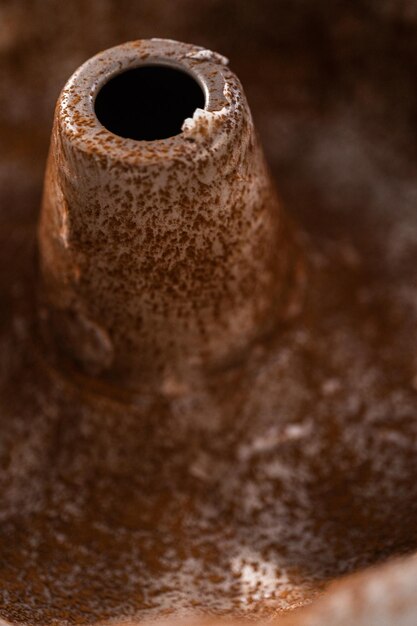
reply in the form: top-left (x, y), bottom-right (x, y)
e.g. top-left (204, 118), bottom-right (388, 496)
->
top-left (38, 39), bottom-right (301, 389)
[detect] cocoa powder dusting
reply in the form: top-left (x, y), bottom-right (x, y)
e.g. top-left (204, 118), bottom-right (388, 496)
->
top-left (1, 3), bottom-right (417, 626)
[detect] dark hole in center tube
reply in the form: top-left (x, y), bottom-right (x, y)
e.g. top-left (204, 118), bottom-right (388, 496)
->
top-left (94, 65), bottom-right (205, 141)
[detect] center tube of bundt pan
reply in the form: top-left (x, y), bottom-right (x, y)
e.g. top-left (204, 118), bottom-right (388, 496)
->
top-left (38, 39), bottom-right (300, 391)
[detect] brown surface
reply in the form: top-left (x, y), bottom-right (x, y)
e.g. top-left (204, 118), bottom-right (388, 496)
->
top-left (38, 40), bottom-right (300, 387)
top-left (1, 2), bottom-right (417, 625)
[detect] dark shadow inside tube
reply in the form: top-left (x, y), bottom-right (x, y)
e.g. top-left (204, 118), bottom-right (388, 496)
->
top-left (94, 65), bottom-right (205, 141)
